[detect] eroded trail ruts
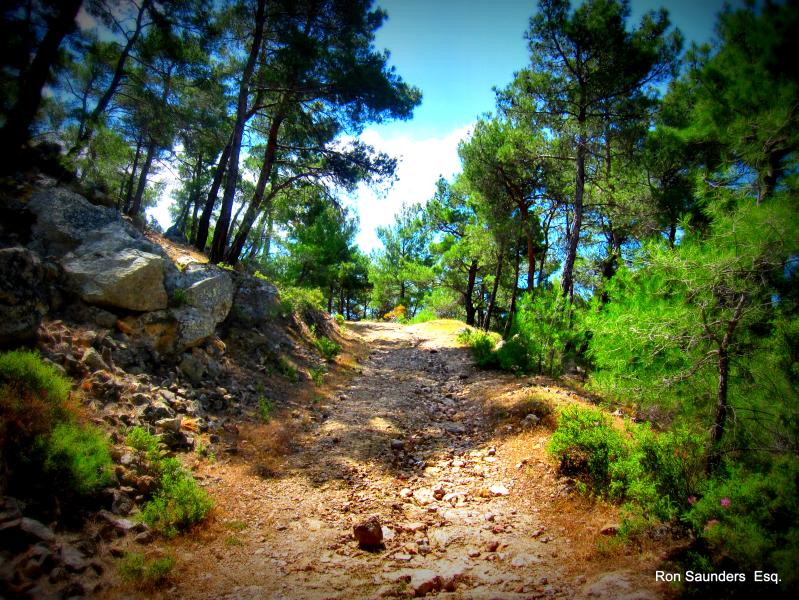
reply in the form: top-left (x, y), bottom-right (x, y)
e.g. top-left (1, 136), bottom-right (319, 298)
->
top-left (160, 322), bottom-right (664, 600)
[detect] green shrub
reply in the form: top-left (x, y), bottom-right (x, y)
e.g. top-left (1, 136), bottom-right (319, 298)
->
top-left (279, 286), bottom-right (325, 315)
top-left (118, 552), bottom-right (175, 588)
top-left (0, 350), bottom-right (71, 406)
top-left (171, 288), bottom-right (188, 307)
top-left (549, 405), bottom-right (629, 493)
top-left (126, 426), bottom-right (160, 455)
top-left (334, 313), bottom-right (345, 325)
top-left (457, 328), bottom-right (501, 368)
top-left (257, 396), bottom-right (274, 422)
top-left (315, 336), bottom-right (341, 361)
top-left (309, 365), bottom-right (327, 385)
top-left (408, 308), bottom-right (437, 324)
top-left (44, 422), bottom-right (112, 495)
top-left (141, 464), bottom-right (213, 538)
top-left (277, 356), bottom-right (298, 382)
top-left (496, 337), bottom-right (531, 371)
top-left (548, 405), bottom-right (706, 528)
top-left (686, 456), bottom-right (799, 589)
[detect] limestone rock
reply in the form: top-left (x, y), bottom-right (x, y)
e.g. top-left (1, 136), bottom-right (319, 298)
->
top-left (0, 246), bottom-right (48, 344)
top-left (27, 187), bottom-right (119, 255)
top-left (229, 274), bottom-right (280, 327)
top-left (62, 246), bottom-right (167, 312)
top-left (353, 515), bottom-right (383, 547)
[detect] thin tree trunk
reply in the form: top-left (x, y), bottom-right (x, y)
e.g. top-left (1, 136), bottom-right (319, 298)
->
top-left (464, 260), bottom-right (478, 326)
top-left (209, 0), bottom-right (267, 262)
top-left (127, 136), bottom-right (157, 218)
top-left (709, 293), bottom-right (747, 470)
top-left (1, 0), bottom-right (82, 155)
top-left (504, 244), bottom-right (521, 339)
top-left (561, 127), bottom-right (586, 302)
top-left (195, 138), bottom-right (232, 251)
top-left (224, 112), bottom-right (285, 264)
top-left (484, 242), bottom-right (505, 332)
top-left (123, 136), bottom-right (144, 212)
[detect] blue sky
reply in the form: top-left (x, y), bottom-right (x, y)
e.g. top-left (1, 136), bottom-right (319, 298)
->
top-left (343, 0), bottom-right (738, 252)
top-left (148, 0), bottom-right (738, 252)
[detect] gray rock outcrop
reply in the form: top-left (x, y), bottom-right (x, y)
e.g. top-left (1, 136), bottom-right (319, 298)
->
top-left (0, 246), bottom-right (49, 344)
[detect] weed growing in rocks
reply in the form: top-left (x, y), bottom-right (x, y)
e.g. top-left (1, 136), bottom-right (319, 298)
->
top-left (258, 396), bottom-right (275, 422)
top-left (314, 336), bottom-right (341, 361)
top-left (125, 427), bottom-right (213, 537)
top-left (118, 552), bottom-right (175, 588)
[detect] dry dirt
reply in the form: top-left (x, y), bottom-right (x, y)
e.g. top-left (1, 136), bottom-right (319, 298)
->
top-left (106, 320), bottom-right (680, 599)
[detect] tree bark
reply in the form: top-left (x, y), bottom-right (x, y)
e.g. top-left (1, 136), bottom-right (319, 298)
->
top-left (1, 0), bottom-right (82, 155)
top-left (209, 0), bottom-right (267, 263)
top-left (224, 112), bottom-right (285, 264)
top-left (560, 127), bottom-right (586, 302)
top-left (127, 136), bottom-right (157, 218)
top-left (464, 260), bottom-right (478, 326)
top-left (504, 243), bottom-right (521, 339)
top-left (122, 136), bottom-right (143, 212)
top-left (484, 242), bottom-right (505, 332)
top-left (195, 137), bottom-right (232, 251)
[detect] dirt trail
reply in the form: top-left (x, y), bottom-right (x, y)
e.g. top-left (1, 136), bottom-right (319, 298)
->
top-left (145, 321), bottom-right (670, 600)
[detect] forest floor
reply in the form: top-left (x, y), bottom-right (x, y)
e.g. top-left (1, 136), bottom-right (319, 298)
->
top-left (105, 320), bottom-right (682, 599)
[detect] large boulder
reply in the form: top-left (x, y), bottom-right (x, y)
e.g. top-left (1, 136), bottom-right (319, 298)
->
top-left (62, 245), bottom-right (168, 312)
top-left (27, 187), bottom-right (121, 255)
top-left (0, 246), bottom-right (49, 345)
top-left (229, 274), bottom-right (280, 327)
top-left (179, 263), bottom-right (234, 325)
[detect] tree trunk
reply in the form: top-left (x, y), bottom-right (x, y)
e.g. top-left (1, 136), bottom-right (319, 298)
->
top-left (195, 138), bottom-right (232, 251)
top-left (484, 242), bottom-right (505, 332)
top-left (69, 0), bottom-right (151, 156)
top-left (127, 136), bottom-right (157, 218)
top-left (464, 260), bottom-right (478, 326)
top-left (504, 244), bottom-right (521, 339)
top-left (209, 0), bottom-right (267, 263)
top-left (708, 293), bottom-right (747, 470)
top-left (1, 0), bottom-right (82, 155)
top-left (224, 112), bottom-right (285, 264)
top-left (122, 136), bottom-right (144, 212)
top-left (561, 125), bottom-right (586, 301)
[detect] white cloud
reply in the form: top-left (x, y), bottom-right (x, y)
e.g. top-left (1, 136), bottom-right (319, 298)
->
top-left (345, 123), bottom-right (473, 252)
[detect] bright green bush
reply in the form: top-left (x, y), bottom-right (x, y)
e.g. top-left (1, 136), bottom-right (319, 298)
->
top-left (686, 456), bottom-right (799, 589)
top-left (279, 286), bottom-right (325, 315)
top-left (44, 422), bottom-right (112, 495)
top-left (126, 426), bottom-right (161, 456)
top-left (315, 336), bottom-right (341, 360)
top-left (118, 552), bottom-right (175, 588)
top-left (0, 349), bottom-right (71, 406)
top-left (141, 461), bottom-right (213, 538)
top-left (457, 328), bottom-right (501, 368)
top-left (334, 313), bottom-right (346, 325)
top-left (408, 308), bottom-right (437, 324)
top-left (257, 396), bottom-right (274, 422)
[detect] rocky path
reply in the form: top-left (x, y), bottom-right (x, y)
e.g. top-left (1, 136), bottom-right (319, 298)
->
top-left (147, 322), bottom-right (665, 600)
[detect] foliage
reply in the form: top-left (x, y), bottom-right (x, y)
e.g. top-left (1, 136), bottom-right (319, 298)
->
top-left (279, 286), bottom-right (325, 316)
top-left (309, 365), bottom-right (327, 386)
top-left (257, 396), bottom-right (275, 423)
top-left (685, 457), bottom-right (799, 589)
top-left (334, 314), bottom-right (345, 325)
top-left (0, 350), bottom-right (113, 498)
top-left (408, 308), bottom-right (437, 324)
top-left (277, 356), bottom-right (299, 382)
top-left (383, 305), bottom-right (407, 322)
top-left (118, 552), bottom-right (176, 588)
top-left (314, 336), bottom-right (341, 361)
top-left (548, 405), bottom-right (705, 525)
top-left (43, 423), bottom-right (112, 495)
top-left (140, 458), bottom-right (213, 538)
top-left (457, 328), bottom-right (501, 368)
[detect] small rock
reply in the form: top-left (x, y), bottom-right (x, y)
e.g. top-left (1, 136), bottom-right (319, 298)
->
top-left (600, 523), bottom-right (620, 536)
top-left (60, 545), bottom-right (88, 573)
top-left (390, 439), bottom-right (406, 452)
top-left (353, 515), bottom-right (383, 547)
top-left (489, 484), bottom-right (509, 496)
top-left (485, 540), bottom-right (500, 552)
